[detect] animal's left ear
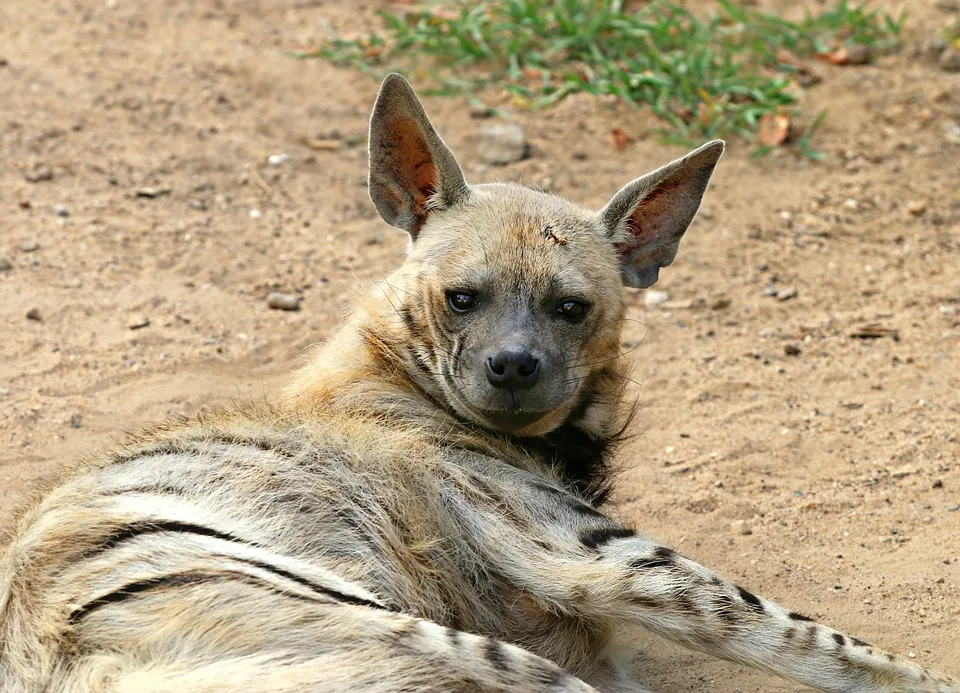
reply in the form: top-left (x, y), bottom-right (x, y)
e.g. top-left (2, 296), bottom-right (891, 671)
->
top-left (599, 140), bottom-right (724, 288)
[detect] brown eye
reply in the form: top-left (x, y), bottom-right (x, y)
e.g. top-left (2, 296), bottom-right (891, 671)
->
top-left (557, 299), bottom-right (588, 322)
top-left (447, 291), bottom-right (477, 313)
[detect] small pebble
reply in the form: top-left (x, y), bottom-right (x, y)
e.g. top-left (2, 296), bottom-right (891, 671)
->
top-left (20, 239), bottom-right (39, 252)
top-left (906, 200), bottom-right (927, 216)
top-left (940, 48), bottom-right (960, 72)
top-left (710, 297), bottom-right (731, 310)
top-left (267, 153), bottom-right (289, 166)
top-left (23, 165), bottom-right (53, 183)
top-left (0, 257), bottom-right (12, 272)
top-left (644, 290), bottom-right (670, 307)
top-left (947, 504), bottom-right (960, 512)
top-left (776, 287), bottom-right (798, 301)
top-left (70, 414), bottom-right (84, 429)
top-left (267, 292), bottom-right (301, 311)
top-left (845, 43), bottom-right (872, 65)
top-left (26, 308), bottom-right (42, 321)
top-left (469, 104), bottom-right (494, 119)
top-left (763, 284), bottom-right (778, 297)
top-left (54, 204), bottom-right (69, 218)
top-left (919, 37), bottom-right (948, 62)
top-left (250, 209), bottom-right (262, 219)
top-left (731, 520), bottom-right (753, 536)
top-left (784, 343), bottom-right (802, 356)
top-left (128, 315), bottom-right (150, 330)
top-left (477, 123), bottom-right (528, 165)
top-left (135, 186), bottom-right (171, 199)
top-left (945, 121), bottom-right (960, 144)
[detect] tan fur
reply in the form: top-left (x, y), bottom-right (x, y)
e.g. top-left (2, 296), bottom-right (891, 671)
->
top-left (1, 75), bottom-right (956, 693)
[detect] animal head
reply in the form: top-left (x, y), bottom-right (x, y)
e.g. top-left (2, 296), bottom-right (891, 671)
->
top-left (365, 74), bottom-right (723, 439)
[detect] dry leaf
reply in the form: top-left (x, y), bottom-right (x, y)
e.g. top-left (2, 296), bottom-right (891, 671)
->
top-left (776, 48), bottom-right (806, 69)
top-left (697, 103), bottom-right (714, 128)
top-left (610, 128), bottom-right (635, 151)
top-left (850, 324), bottom-right (899, 340)
top-left (299, 137), bottom-right (342, 151)
top-left (818, 47), bottom-right (849, 65)
top-left (757, 113), bottom-right (791, 147)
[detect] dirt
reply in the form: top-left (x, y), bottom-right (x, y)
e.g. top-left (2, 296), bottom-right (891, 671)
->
top-left (1, 1), bottom-right (958, 690)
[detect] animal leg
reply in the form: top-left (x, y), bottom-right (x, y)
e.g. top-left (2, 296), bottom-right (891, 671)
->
top-left (61, 604), bottom-right (600, 693)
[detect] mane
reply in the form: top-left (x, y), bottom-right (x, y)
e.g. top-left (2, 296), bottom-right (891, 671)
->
top-left (515, 387), bottom-right (640, 506)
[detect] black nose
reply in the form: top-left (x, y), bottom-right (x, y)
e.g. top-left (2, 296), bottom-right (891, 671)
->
top-left (486, 348), bottom-right (540, 390)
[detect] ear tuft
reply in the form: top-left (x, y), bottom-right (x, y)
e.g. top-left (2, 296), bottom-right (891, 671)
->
top-left (368, 74), bottom-right (469, 239)
top-left (601, 140), bottom-right (724, 288)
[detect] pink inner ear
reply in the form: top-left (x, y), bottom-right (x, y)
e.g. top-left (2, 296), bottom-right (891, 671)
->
top-left (388, 116), bottom-right (439, 220)
top-left (616, 178), bottom-right (687, 255)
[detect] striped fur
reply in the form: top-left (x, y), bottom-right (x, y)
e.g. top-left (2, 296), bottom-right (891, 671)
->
top-left (1, 75), bottom-right (956, 692)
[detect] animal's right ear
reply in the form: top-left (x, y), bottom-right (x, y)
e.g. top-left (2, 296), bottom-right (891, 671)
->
top-left (368, 73), bottom-right (469, 239)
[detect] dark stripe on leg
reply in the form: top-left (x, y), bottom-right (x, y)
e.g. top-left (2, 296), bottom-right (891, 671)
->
top-left (580, 526), bottom-right (635, 550)
top-left (67, 570), bottom-right (316, 623)
top-left (485, 639), bottom-right (510, 671)
top-left (568, 500), bottom-right (606, 518)
top-left (630, 546), bottom-right (677, 570)
top-left (90, 520), bottom-right (255, 557)
top-left (736, 586), bottom-right (765, 615)
top-left (232, 556), bottom-right (393, 612)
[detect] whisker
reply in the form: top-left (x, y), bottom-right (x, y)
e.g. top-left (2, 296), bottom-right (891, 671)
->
top-left (564, 341), bottom-right (645, 370)
top-left (382, 278), bottom-right (413, 297)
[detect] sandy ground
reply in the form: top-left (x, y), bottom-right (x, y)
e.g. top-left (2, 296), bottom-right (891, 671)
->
top-left (1, 0), bottom-right (959, 690)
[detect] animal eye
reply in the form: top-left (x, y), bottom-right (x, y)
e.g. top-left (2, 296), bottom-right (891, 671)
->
top-left (447, 291), bottom-right (477, 313)
top-left (557, 299), bottom-right (588, 321)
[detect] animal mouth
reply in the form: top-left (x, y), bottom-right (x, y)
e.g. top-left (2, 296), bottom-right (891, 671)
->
top-left (479, 409), bottom-right (548, 431)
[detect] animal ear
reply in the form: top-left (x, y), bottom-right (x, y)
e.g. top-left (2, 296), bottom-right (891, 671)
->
top-left (368, 73), bottom-right (469, 239)
top-left (599, 140), bottom-right (725, 288)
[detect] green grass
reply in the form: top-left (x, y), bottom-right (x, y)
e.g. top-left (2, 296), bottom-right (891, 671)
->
top-left (300, 0), bottom-right (906, 157)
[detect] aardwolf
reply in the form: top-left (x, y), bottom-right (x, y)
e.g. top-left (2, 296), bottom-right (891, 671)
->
top-left (0, 74), bottom-right (956, 693)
